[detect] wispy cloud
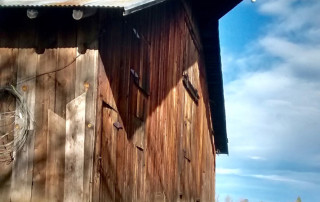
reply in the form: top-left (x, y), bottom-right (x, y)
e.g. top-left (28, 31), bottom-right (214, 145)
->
top-left (216, 168), bottom-right (242, 175)
top-left (249, 174), bottom-right (311, 186)
top-left (218, 0), bottom-right (320, 201)
top-left (249, 156), bottom-right (266, 161)
top-left (217, 167), bottom-right (320, 187)
top-left (223, 0), bottom-right (320, 167)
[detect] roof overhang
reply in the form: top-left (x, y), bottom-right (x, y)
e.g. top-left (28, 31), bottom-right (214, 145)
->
top-left (191, 0), bottom-right (243, 154)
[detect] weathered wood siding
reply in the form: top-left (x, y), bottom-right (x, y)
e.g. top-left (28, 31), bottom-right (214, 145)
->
top-left (0, 2), bottom-right (217, 202)
top-left (0, 8), bottom-right (98, 202)
top-left (94, 2), bottom-right (216, 202)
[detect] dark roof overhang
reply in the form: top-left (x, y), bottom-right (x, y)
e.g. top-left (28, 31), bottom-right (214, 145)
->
top-left (191, 0), bottom-right (243, 154)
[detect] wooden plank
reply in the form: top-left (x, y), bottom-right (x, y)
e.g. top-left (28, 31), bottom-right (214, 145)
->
top-left (171, 6), bottom-right (181, 201)
top-left (175, 13), bottom-right (185, 201)
top-left (149, 6), bottom-right (160, 201)
top-left (0, 47), bottom-right (18, 202)
top-left (32, 48), bottom-right (57, 202)
top-left (165, 5), bottom-right (177, 201)
top-left (31, 14), bottom-right (58, 201)
top-left (92, 51), bottom-right (106, 202)
top-left (55, 47), bottom-right (77, 118)
top-left (76, 15), bottom-right (99, 201)
top-left (144, 8), bottom-right (156, 201)
top-left (52, 24), bottom-right (77, 199)
top-left (114, 22), bottom-right (128, 202)
top-left (92, 97), bottom-right (102, 202)
top-left (99, 106), bottom-right (117, 202)
top-left (55, 9), bottom-right (77, 118)
top-left (125, 17), bottom-right (141, 202)
top-left (10, 20), bottom-right (36, 202)
top-left (94, 3), bottom-right (216, 201)
top-left (10, 47), bottom-right (37, 202)
top-left (45, 110), bottom-right (66, 202)
top-left (64, 93), bottom-right (86, 202)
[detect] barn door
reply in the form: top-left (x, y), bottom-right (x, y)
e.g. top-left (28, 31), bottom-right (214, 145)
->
top-left (99, 103), bottom-right (118, 202)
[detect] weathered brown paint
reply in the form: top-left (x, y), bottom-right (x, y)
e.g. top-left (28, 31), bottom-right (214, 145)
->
top-left (95, 2), bottom-right (216, 201)
top-left (0, 1), bottom-right (217, 202)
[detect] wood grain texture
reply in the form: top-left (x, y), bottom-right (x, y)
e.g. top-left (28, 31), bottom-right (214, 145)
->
top-left (10, 21), bottom-right (37, 202)
top-left (11, 48), bottom-right (37, 202)
top-left (46, 110), bottom-right (66, 202)
top-left (0, 47), bottom-right (18, 202)
top-left (64, 93), bottom-right (86, 202)
top-left (76, 14), bottom-right (99, 201)
top-left (0, 8), bottom-right (99, 202)
top-left (99, 106), bottom-right (117, 201)
top-left (0, 2), bottom-right (219, 201)
top-left (95, 1), bottom-right (217, 201)
top-left (32, 48), bottom-right (57, 202)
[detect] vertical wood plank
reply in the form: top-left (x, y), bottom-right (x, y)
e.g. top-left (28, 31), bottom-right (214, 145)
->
top-left (94, 2), bottom-right (217, 202)
top-left (64, 93), bottom-right (86, 202)
top-left (11, 48), bottom-right (37, 202)
top-left (55, 48), bottom-right (77, 118)
top-left (45, 110), bottom-right (66, 202)
top-left (77, 49), bottom-right (99, 202)
top-left (32, 48), bottom-right (57, 202)
top-left (92, 51), bottom-right (106, 202)
top-left (99, 107), bottom-right (117, 202)
top-left (53, 47), bottom-right (77, 202)
top-left (76, 14), bottom-right (99, 201)
top-left (0, 47), bottom-right (18, 202)
top-left (32, 12), bottom-right (59, 199)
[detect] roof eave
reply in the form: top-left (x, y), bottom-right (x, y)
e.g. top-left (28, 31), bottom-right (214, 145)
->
top-left (192, 0), bottom-right (243, 154)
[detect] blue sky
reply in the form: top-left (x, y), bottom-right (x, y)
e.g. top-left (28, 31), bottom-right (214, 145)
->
top-left (217, 0), bottom-right (320, 201)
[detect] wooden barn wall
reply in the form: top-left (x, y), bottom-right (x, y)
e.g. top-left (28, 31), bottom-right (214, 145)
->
top-left (94, 2), bottom-right (216, 202)
top-left (0, 8), bottom-right (99, 202)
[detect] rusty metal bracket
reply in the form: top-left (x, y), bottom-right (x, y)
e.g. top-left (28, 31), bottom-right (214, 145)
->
top-left (113, 121), bottom-right (123, 130)
top-left (130, 68), bottom-right (150, 97)
top-left (182, 72), bottom-right (200, 104)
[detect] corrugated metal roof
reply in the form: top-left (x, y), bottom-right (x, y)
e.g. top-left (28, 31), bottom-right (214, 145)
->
top-left (0, 0), bottom-right (164, 8)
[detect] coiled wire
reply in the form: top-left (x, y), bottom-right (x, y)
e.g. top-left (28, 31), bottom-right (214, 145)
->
top-left (0, 85), bottom-right (30, 163)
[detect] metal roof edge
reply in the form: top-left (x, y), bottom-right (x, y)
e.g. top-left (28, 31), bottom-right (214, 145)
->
top-left (0, 0), bottom-right (168, 9)
top-left (123, 0), bottom-right (166, 15)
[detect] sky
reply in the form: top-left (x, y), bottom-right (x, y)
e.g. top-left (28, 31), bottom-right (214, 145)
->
top-left (216, 0), bottom-right (320, 201)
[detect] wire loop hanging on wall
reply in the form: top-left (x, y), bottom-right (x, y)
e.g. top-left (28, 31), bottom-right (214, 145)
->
top-left (0, 85), bottom-right (31, 163)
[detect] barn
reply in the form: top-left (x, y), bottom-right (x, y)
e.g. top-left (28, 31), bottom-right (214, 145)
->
top-left (0, 0), bottom-right (241, 201)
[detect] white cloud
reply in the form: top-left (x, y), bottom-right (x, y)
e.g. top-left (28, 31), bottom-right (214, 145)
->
top-left (258, 0), bottom-right (293, 16)
top-left (218, 1), bottom-right (320, 199)
top-left (222, 0), bottom-right (320, 163)
top-left (249, 156), bottom-right (266, 161)
top-left (249, 174), bottom-right (309, 186)
top-left (216, 168), bottom-right (242, 175)
top-left (216, 167), bottom-right (320, 188)
top-left (259, 0), bottom-right (320, 35)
